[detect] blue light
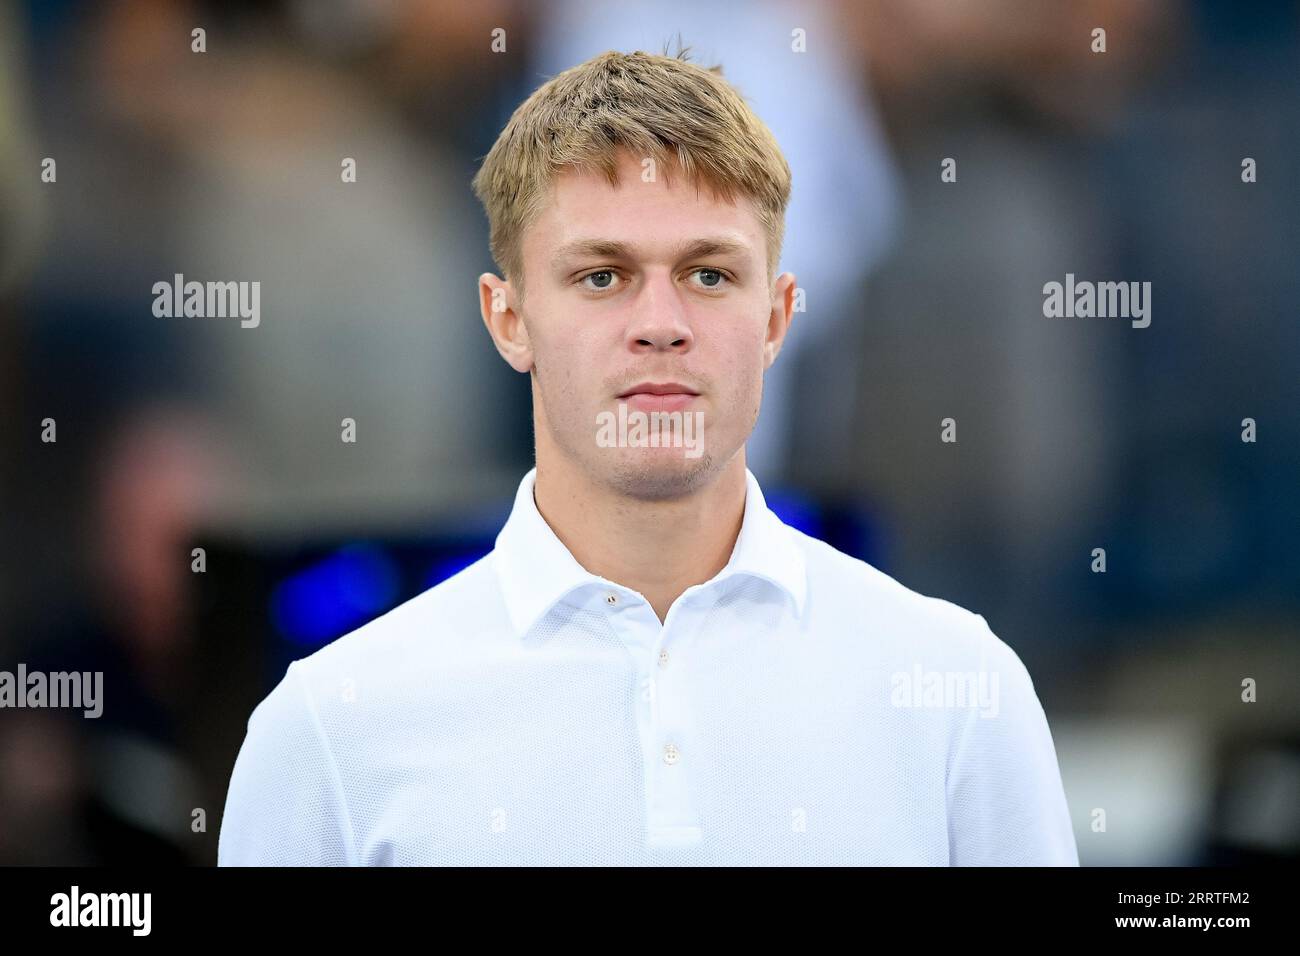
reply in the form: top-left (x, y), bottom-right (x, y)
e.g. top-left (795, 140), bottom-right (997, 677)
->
top-left (271, 544), bottom-right (401, 647)
top-left (423, 547), bottom-right (491, 590)
top-left (763, 488), bottom-right (822, 538)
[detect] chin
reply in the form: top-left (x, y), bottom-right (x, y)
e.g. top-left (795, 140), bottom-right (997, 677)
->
top-left (602, 449), bottom-right (719, 502)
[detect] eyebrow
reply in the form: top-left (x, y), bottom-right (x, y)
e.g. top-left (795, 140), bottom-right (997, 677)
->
top-left (550, 236), bottom-right (753, 271)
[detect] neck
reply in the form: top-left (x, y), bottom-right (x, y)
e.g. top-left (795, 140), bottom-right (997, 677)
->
top-left (533, 454), bottom-right (748, 624)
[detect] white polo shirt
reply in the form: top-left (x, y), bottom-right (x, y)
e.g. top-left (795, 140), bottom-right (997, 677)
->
top-left (218, 467), bottom-right (1079, 865)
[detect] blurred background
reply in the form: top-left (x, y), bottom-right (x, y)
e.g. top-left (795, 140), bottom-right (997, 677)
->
top-left (0, 0), bottom-right (1296, 866)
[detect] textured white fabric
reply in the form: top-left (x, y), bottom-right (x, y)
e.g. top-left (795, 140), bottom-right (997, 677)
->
top-left (218, 468), bottom-right (1079, 866)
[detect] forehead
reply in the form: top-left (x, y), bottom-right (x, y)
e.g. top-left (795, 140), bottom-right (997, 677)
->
top-left (522, 152), bottom-right (766, 266)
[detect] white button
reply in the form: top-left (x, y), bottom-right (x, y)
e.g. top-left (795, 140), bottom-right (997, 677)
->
top-left (663, 743), bottom-right (680, 765)
top-left (606, 593), bottom-right (618, 605)
top-left (658, 648), bottom-right (670, 668)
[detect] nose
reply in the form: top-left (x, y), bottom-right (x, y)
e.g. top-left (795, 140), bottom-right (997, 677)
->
top-left (626, 272), bottom-right (693, 353)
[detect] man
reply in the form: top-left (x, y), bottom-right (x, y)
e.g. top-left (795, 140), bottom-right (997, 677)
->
top-left (218, 50), bottom-right (1078, 865)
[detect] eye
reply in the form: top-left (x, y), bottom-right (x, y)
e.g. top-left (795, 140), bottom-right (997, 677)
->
top-left (689, 268), bottom-right (729, 290)
top-left (579, 269), bottom-right (621, 292)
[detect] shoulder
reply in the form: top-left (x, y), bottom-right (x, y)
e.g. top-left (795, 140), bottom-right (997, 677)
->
top-left (281, 551), bottom-right (504, 703)
top-left (786, 524), bottom-right (1030, 678)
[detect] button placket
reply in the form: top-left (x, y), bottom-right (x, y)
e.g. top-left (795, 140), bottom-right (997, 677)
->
top-left (644, 604), bottom-right (702, 845)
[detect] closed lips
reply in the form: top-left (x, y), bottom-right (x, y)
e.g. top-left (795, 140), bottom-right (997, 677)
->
top-left (618, 383), bottom-right (699, 397)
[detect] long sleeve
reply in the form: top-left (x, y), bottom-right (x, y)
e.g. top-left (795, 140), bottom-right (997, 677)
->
top-left (946, 619), bottom-right (1079, 865)
top-left (217, 661), bottom-right (357, 866)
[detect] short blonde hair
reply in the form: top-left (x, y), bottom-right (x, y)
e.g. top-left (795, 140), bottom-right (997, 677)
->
top-left (472, 48), bottom-right (792, 291)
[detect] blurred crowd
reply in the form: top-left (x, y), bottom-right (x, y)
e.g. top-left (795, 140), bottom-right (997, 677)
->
top-left (0, 0), bottom-right (1296, 865)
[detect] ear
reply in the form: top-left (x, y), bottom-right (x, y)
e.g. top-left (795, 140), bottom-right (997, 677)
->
top-left (763, 271), bottom-right (797, 369)
top-left (478, 273), bottom-right (533, 373)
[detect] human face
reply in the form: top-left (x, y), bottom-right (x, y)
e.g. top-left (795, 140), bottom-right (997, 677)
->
top-left (480, 150), bottom-right (796, 500)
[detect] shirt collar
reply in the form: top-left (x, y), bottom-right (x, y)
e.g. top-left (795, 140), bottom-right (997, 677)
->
top-left (493, 467), bottom-right (808, 638)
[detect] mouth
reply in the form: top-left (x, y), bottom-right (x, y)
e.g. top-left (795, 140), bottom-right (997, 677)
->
top-left (617, 382), bottom-right (700, 413)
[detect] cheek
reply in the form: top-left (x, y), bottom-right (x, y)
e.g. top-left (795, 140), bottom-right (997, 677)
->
top-left (710, 319), bottom-right (769, 390)
top-left (530, 314), bottom-right (604, 405)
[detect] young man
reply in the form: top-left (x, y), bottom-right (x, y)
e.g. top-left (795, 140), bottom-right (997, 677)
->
top-left (218, 50), bottom-right (1078, 865)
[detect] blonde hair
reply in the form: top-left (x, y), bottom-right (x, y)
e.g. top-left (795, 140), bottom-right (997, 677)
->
top-left (471, 48), bottom-right (792, 292)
